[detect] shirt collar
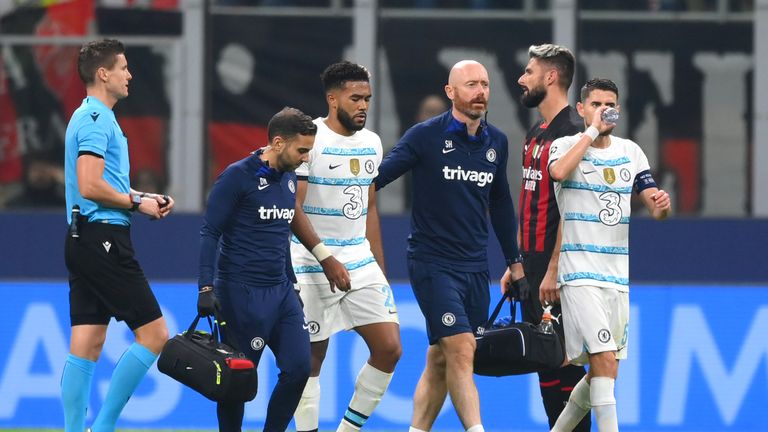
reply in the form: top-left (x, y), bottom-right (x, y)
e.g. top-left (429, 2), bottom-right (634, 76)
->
top-left (445, 113), bottom-right (489, 142)
top-left (84, 96), bottom-right (110, 112)
top-left (252, 148), bottom-right (283, 180)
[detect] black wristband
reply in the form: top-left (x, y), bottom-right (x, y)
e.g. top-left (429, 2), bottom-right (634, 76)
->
top-left (129, 193), bottom-right (142, 212)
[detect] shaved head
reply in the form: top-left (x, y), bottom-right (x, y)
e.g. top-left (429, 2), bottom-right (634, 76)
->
top-left (448, 60), bottom-right (487, 87)
top-left (445, 60), bottom-right (490, 121)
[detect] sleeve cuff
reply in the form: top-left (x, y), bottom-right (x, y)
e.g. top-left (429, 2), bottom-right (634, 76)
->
top-left (506, 255), bottom-right (523, 266)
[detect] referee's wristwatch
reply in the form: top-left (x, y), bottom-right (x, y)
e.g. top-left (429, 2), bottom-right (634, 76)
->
top-left (129, 193), bottom-right (142, 212)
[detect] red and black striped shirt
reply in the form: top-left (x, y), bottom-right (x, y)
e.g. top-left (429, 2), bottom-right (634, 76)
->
top-left (519, 105), bottom-right (583, 254)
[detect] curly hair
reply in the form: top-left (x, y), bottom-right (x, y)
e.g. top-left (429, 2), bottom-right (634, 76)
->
top-left (320, 61), bottom-right (370, 91)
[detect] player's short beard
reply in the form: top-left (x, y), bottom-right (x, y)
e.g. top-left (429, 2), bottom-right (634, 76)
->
top-left (337, 107), bottom-right (365, 132)
top-left (276, 152), bottom-right (293, 172)
top-left (455, 98), bottom-right (487, 120)
top-left (520, 85), bottom-right (547, 108)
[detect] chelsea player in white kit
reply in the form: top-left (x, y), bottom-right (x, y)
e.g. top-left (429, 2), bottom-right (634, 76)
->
top-left (292, 62), bottom-right (401, 432)
top-left (548, 78), bottom-right (671, 432)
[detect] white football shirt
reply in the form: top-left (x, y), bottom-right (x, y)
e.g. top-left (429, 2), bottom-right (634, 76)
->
top-left (291, 118), bottom-right (384, 284)
top-left (549, 133), bottom-right (651, 292)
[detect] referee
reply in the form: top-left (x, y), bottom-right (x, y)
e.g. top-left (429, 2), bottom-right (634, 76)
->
top-left (61, 39), bottom-right (174, 432)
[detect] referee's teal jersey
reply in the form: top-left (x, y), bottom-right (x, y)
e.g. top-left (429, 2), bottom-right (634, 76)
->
top-left (65, 96), bottom-right (132, 225)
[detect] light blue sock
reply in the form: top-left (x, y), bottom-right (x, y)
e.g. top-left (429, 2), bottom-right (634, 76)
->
top-left (61, 354), bottom-right (96, 432)
top-left (91, 343), bottom-right (157, 432)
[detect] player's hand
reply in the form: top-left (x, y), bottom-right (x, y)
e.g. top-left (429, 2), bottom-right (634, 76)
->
top-left (197, 286), bottom-right (220, 317)
top-left (141, 193), bottom-right (174, 219)
top-left (539, 270), bottom-right (560, 305)
top-left (501, 263), bottom-right (526, 301)
top-left (509, 277), bottom-right (531, 301)
top-left (649, 189), bottom-right (671, 220)
top-left (138, 197), bottom-right (162, 219)
top-left (320, 256), bottom-right (351, 292)
top-left (651, 189), bottom-right (671, 210)
top-left (154, 194), bottom-right (174, 217)
top-left (590, 105), bottom-right (614, 135)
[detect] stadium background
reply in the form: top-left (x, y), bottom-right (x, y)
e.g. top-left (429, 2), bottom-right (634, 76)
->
top-left (1, 0), bottom-right (767, 430)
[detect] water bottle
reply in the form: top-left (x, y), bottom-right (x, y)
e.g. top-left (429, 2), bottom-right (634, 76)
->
top-left (601, 107), bottom-right (620, 125)
top-left (69, 205), bottom-right (80, 239)
top-left (537, 305), bottom-right (554, 334)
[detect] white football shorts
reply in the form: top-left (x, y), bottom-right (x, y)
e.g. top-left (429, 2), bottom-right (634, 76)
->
top-left (297, 270), bottom-right (399, 342)
top-left (560, 284), bottom-right (629, 366)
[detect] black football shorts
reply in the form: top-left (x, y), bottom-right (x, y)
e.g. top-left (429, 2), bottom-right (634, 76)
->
top-left (64, 221), bottom-right (162, 330)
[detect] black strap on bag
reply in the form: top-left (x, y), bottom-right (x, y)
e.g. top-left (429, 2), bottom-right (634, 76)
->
top-left (184, 314), bottom-right (214, 340)
top-left (481, 290), bottom-right (518, 332)
top-left (474, 290), bottom-right (564, 376)
top-left (185, 307), bottom-right (243, 353)
top-left (158, 307), bottom-right (257, 403)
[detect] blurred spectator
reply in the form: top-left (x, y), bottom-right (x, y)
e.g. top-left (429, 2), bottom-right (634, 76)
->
top-left (0, 61), bottom-right (23, 208)
top-left (415, 94), bottom-right (449, 122)
top-left (1, 2), bottom-right (76, 209)
top-left (132, 169), bottom-right (164, 195)
top-left (5, 150), bottom-right (65, 208)
top-left (402, 93), bottom-right (449, 209)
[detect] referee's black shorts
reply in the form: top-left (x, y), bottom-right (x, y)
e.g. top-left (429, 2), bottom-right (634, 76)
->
top-left (64, 220), bottom-right (162, 330)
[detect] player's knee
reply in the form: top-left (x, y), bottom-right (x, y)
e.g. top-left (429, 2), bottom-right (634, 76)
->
top-left (135, 320), bottom-right (169, 354)
top-left (283, 347), bottom-right (312, 381)
top-left (447, 349), bottom-right (474, 371)
top-left (309, 340), bottom-right (329, 375)
top-left (426, 346), bottom-right (447, 372)
top-left (440, 334), bottom-right (475, 357)
top-left (310, 348), bottom-right (327, 365)
top-left (442, 343), bottom-right (474, 370)
top-left (156, 324), bottom-right (170, 343)
top-left (372, 339), bottom-right (402, 368)
top-left (70, 325), bottom-right (108, 360)
top-left (589, 351), bottom-right (618, 378)
top-left (309, 359), bottom-right (323, 377)
top-left (139, 334), bottom-right (167, 355)
top-left (83, 336), bottom-right (107, 360)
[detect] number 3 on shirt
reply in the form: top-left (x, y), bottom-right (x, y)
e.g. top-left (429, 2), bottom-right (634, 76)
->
top-left (343, 185), bottom-right (364, 219)
top-left (599, 191), bottom-right (623, 226)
